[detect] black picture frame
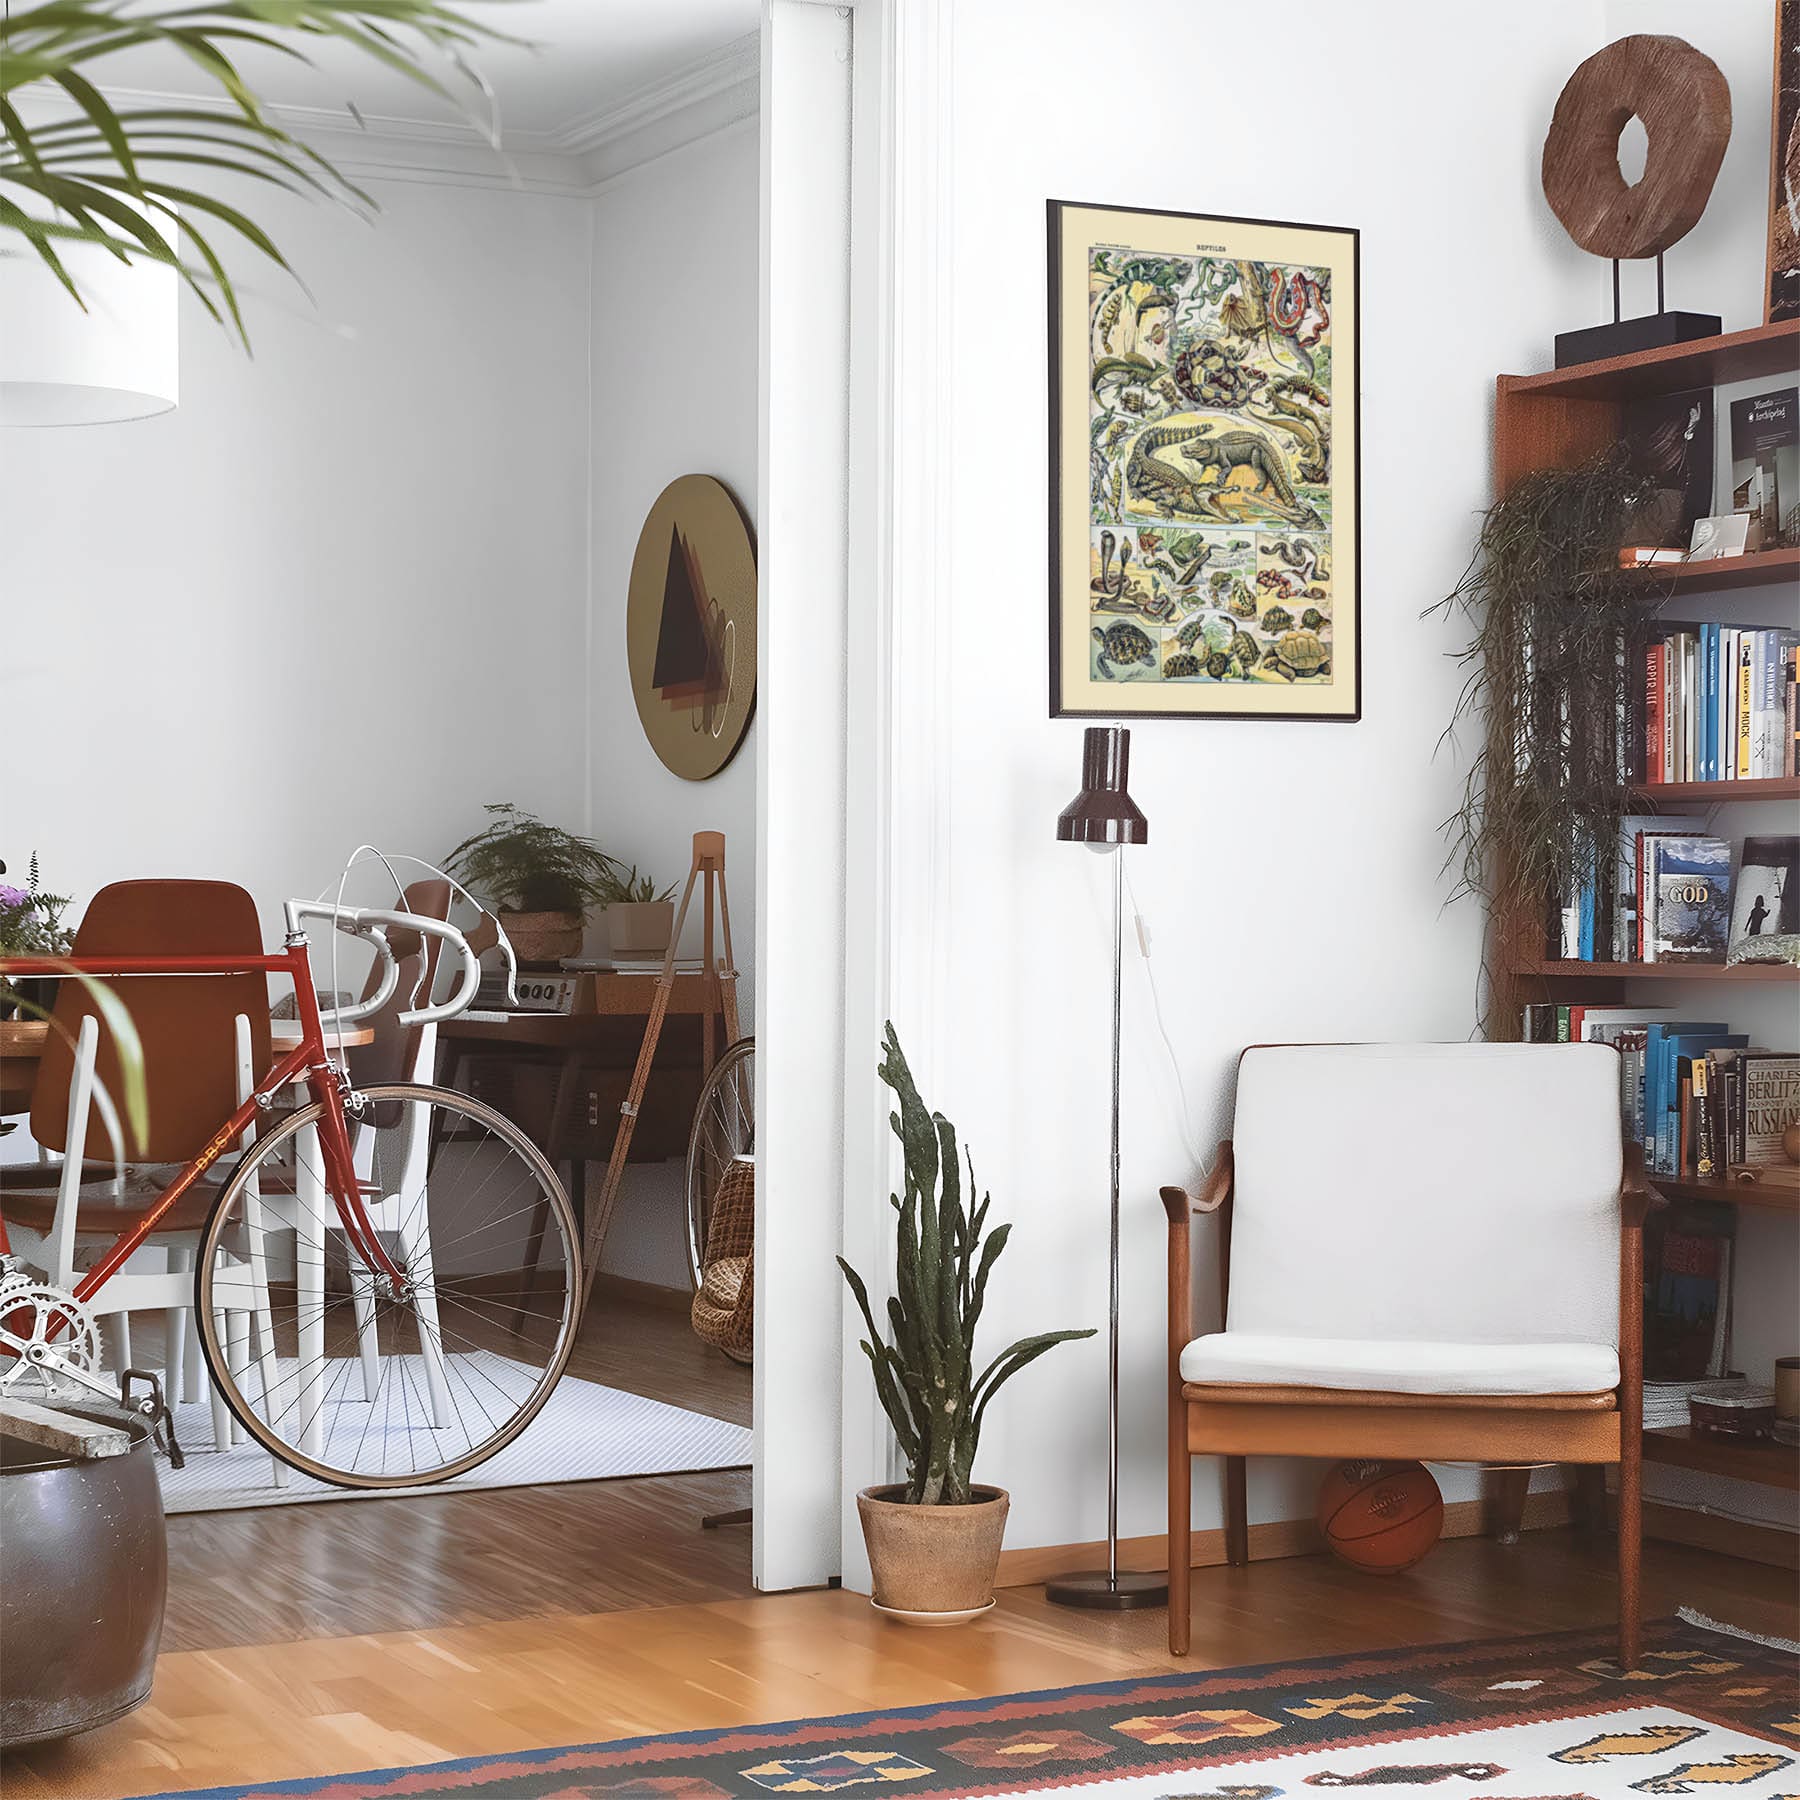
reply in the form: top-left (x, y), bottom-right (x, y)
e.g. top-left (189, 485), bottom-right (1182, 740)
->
top-left (1048, 198), bottom-right (1362, 722)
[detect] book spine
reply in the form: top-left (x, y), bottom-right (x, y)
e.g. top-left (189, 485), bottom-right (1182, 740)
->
top-left (1642, 839), bottom-right (1659, 963)
top-left (1555, 1005), bottom-right (1571, 1044)
top-left (1678, 1069), bottom-right (1693, 1178)
top-left (1788, 645), bottom-right (1799, 779)
top-left (1644, 638), bottom-right (1662, 783)
top-left (1666, 639), bottom-right (1679, 783)
top-left (1737, 636), bottom-right (1754, 778)
top-left (1721, 627), bottom-right (1739, 779)
top-left (1695, 1057), bottom-right (1715, 1178)
top-left (1701, 624), bottom-right (1716, 783)
top-left (1684, 633), bottom-right (1697, 782)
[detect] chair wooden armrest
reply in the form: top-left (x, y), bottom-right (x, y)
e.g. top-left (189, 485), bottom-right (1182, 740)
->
top-left (1160, 1140), bottom-right (1234, 1222)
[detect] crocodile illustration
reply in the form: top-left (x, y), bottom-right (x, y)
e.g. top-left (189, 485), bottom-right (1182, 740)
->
top-left (1125, 422), bottom-right (1236, 519)
top-left (1175, 425), bottom-right (1322, 527)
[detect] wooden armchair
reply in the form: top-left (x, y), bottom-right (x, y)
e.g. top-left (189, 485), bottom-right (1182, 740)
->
top-left (1162, 1042), bottom-right (1650, 1668)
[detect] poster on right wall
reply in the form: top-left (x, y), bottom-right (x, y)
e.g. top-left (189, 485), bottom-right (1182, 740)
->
top-left (1769, 0), bottom-right (1800, 321)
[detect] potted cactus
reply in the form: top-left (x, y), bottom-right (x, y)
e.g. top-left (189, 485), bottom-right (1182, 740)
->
top-left (838, 1025), bottom-right (1094, 1623)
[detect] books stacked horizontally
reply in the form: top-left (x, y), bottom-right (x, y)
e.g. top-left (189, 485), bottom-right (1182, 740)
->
top-left (1521, 1003), bottom-right (1800, 1182)
top-left (1550, 829), bottom-right (1797, 967)
top-left (1639, 625), bottom-right (1799, 784)
top-left (1644, 1377), bottom-right (1745, 1428)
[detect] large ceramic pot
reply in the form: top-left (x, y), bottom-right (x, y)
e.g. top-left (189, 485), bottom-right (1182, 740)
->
top-left (0, 1405), bottom-right (167, 1746)
top-left (856, 1484), bottom-right (1009, 1625)
top-left (499, 909), bottom-right (585, 969)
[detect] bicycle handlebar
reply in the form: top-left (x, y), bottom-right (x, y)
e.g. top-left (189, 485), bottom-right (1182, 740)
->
top-left (282, 900), bottom-right (507, 1028)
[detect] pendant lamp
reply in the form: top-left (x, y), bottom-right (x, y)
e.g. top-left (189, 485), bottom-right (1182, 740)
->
top-left (0, 215), bottom-right (178, 426)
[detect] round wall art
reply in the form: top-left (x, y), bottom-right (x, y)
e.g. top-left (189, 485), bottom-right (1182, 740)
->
top-left (625, 474), bottom-right (757, 782)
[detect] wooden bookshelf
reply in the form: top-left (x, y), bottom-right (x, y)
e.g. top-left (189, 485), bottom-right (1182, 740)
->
top-left (1512, 959), bottom-right (1800, 983)
top-left (1628, 775), bottom-right (1800, 803)
top-left (1491, 327), bottom-right (1800, 1560)
top-left (1643, 1426), bottom-right (1800, 1491)
top-left (1648, 1174), bottom-right (1800, 1214)
top-left (1501, 318), bottom-right (1800, 403)
top-left (1625, 545), bottom-right (1800, 595)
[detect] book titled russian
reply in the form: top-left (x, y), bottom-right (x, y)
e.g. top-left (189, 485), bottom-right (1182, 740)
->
top-left (1730, 387), bottom-right (1798, 546)
top-left (1739, 1053), bottom-right (1800, 1167)
top-left (1646, 836), bottom-right (1732, 962)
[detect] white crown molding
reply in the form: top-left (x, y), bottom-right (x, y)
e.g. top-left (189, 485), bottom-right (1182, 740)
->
top-left (14, 32), bottom-right (761, 197)
top-left (553, 32), bottom-right (759, 158)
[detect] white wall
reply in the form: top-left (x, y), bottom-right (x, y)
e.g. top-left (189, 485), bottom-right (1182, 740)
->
top-left (585, 119), bottom-right (763, 1285)
top-left (2, 178), bottom-right (592, 922)
top-left (873, 0), bottom-right (1670, 1557)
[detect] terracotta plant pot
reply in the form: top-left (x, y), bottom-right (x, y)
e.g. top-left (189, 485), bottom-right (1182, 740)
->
top-left (499, 909), bottom-right (585, 969)
top-left (605, 900), bottom-right (675, 959)
top-left (856, 1484), bottom-right (1009, 1623)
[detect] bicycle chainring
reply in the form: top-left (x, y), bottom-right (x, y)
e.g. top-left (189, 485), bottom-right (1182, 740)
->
top-left (0, 1279), bottom-right (104, 1398)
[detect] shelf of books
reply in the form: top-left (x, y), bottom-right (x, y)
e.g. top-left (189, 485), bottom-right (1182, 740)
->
top-left (1494, 324), bottom-right (1800, 1532)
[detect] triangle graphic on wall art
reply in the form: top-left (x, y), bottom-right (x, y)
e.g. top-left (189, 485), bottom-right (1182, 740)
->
top-left (652, 525), bottom-right (723, 705)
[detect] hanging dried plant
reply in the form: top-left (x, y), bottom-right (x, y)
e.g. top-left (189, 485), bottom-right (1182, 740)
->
top-left (1428, 447), bottom-right (1668, 1029)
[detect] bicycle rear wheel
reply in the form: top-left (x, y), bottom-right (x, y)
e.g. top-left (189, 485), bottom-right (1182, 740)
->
top-left (195, 1082), bottom-right (580, 1488)
top-left (684, 1037), bottom-right (755, 1290)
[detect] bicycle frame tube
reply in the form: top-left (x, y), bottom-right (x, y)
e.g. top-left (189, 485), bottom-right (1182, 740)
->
top-left (0, 941), bottom-right (407, 1297)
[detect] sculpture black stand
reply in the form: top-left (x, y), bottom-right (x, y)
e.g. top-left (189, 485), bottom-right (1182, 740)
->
top-left (1554, 252), bottom-right (1719, 367)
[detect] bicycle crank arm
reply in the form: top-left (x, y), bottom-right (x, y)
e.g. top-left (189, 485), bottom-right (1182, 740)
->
top-left (0, 1326), bottom-right (119, 1404)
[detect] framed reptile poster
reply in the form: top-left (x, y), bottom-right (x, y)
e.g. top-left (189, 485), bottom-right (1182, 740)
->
top-left (1048, 199), bottom-right (1360, 721)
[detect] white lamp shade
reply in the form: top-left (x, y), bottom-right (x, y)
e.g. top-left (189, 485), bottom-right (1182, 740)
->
top-left (0, 216), bottom-right (179, 426)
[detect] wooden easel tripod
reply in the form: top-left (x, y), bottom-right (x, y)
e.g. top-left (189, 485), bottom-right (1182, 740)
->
top-left (579, 830), bottom-right (740, 1314)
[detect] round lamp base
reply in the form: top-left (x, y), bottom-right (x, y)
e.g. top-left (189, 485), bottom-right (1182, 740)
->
top-left (1043, 1568), bottom-right (1169, 1611)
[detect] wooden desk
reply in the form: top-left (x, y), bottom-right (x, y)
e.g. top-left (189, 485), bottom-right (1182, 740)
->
top-left (437, 973), bottom-right (734, 1259)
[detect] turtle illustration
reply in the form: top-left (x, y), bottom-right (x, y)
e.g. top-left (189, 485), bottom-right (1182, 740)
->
top-left (1260, 629), bottom-right (1331, 682)
top-left (1163, 651), bottom-right (1202, 679)
top-left (1229, 628), bottom-right (1259, 667)
top-left (1176, 616), bottom-right (1207, 650)
top-left (1092, 619), bottom-right (1155, 678)
top-left (1300, 606), bottom-right (1326, 631)
top-left (1260, 603), bottom-right (1295, 635)
top-left (1205, 650), bottom-right (1232, 679)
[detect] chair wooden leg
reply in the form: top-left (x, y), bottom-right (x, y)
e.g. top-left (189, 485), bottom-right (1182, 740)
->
top-left (1617, 1445), bottom-right (1642, 1670)
top-left (1168, 1447), bottom-right (1190, 1655)
top-left (1487, 1466), bottom-right (1531, 1544)
top-left (1224, 1455), bottom-right (1248, 1567)
top-left (1571, 1464), bottom-right (1608, 1541)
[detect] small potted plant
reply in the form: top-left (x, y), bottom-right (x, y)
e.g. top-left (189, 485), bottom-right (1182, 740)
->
top-left (838, 1025), bottom-right (1094, 1624)
top-left (595, 862), bottom-right (678, 960)
top-left (0, 855), bottom-right (74, 1022)
top-left (445, 805), bottom-right (616, 968)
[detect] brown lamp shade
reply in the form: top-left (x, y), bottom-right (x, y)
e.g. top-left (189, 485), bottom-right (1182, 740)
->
top-left (1056, 725), bottom-right (1147, 846)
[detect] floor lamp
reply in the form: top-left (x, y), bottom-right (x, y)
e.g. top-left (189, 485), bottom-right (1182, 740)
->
top-left (1046, 725), bottom-right (1167, 1610)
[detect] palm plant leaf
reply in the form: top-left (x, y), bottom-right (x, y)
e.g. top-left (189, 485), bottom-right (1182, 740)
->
top-left (0, 0), bottom-right (520, 347)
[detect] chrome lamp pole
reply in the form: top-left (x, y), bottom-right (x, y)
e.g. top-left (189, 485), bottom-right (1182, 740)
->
top-left (1045, 725), bottom-right (1166, 1611)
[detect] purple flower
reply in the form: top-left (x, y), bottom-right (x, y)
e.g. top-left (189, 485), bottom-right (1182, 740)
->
top-left (0, 885), bottom-right (31, 910)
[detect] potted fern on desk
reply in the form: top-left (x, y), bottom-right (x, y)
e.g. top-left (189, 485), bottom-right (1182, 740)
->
top-left (445, 805), bottom-right (617, 968)
top-left (838, 1025), bottom-right (1094, 1623)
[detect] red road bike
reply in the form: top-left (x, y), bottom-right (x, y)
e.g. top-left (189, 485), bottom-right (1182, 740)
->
top-left (0, 900), bottom-right (581, 1488)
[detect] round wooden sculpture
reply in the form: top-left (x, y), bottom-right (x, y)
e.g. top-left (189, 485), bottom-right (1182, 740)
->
top-left (1541, 35), bottom-right (1731, 260)
top-left (625, 474), bottom-right (757, 781)
top-left (1316, 1459), bottom-right (1444, 1575)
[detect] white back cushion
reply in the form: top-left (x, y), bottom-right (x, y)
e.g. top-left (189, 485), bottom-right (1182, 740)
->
top-left (1227, 1044), bottom-right (1622, 1348)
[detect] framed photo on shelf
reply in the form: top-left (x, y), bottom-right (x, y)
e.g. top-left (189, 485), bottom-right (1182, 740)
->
top-left (1048, 199), bottom-right (1360, 721)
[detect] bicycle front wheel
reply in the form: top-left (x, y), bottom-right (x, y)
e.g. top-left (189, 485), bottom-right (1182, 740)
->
top-left (196, 1082), bottom-right (581, 1488)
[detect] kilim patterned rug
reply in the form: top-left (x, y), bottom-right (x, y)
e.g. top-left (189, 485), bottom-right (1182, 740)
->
top-left (135, 1613), bottom-right (1797, 1800)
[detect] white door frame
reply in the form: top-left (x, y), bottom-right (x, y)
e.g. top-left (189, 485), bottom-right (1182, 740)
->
top-left (755, 0), bottom-right (954, 1592)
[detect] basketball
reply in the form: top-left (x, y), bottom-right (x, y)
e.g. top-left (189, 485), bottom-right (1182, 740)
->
top-left (1315, 1460), bottom-right (1443, 1574)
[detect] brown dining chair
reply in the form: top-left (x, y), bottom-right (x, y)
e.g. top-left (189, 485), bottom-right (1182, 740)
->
top-left (1161, 1042), bottom-right (1648, 1669)
top-left (3, 879), bottom-right (275, 1455)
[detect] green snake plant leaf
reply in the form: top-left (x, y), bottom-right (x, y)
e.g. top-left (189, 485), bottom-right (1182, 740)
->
top-left (837, 1025), bottom-right (1094, 1506)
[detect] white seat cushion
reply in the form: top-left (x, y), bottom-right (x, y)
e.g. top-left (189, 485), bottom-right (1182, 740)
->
top-left (1180, 1332), bottom-right (1619, 1397)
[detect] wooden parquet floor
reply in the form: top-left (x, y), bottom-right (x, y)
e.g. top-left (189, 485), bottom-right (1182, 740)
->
top-left (5, 1299), bottom-right (1797, 1799)
top-left (7, 1534), bottom-right (1796, 1800)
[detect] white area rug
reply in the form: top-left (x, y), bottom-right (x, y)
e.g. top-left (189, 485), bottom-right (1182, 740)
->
top-left (155, 1366), bottom-right (751, 1513)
